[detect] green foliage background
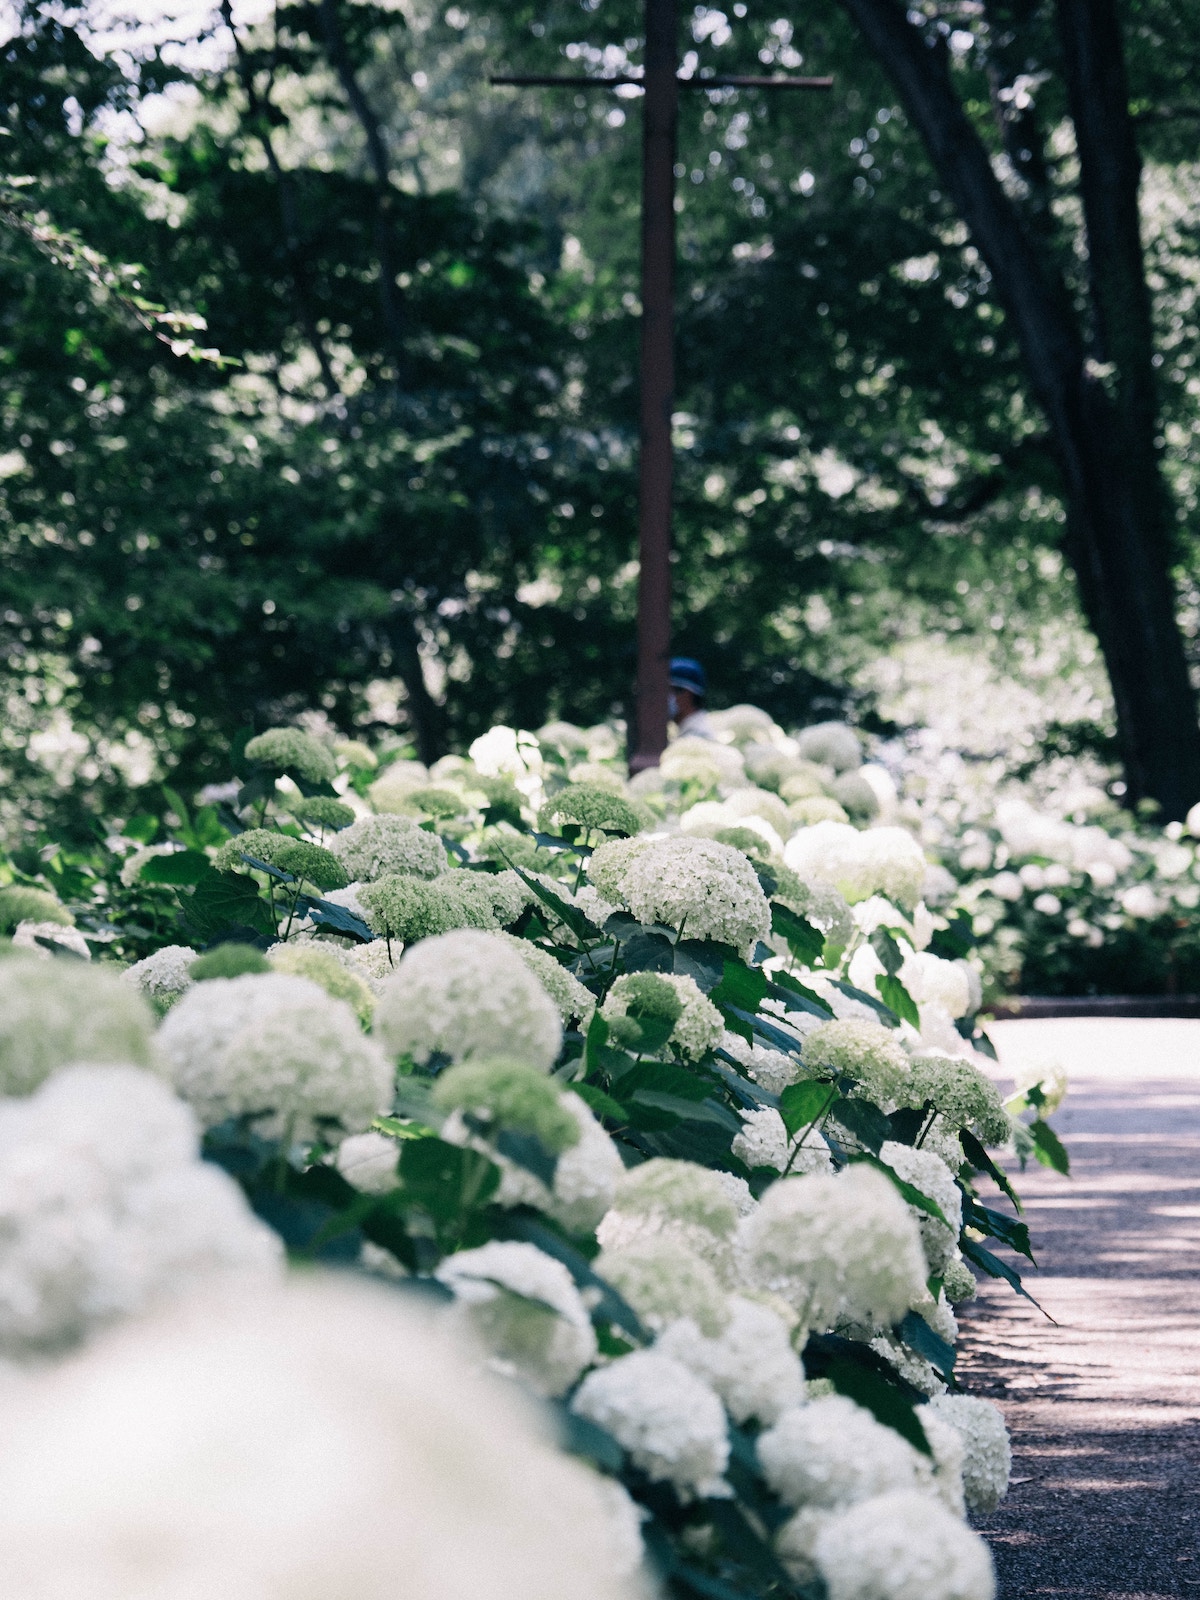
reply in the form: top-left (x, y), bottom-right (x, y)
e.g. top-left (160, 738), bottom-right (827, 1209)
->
top-left (5, 0), bottom-right (1200, 837)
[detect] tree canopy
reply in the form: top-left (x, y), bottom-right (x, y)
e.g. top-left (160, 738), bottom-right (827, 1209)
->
top-left (4, 0), bottom-right (1200, 830)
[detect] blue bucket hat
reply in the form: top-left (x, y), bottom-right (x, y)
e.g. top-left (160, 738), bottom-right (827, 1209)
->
top-left (669, 657), bottom-right (707, 700)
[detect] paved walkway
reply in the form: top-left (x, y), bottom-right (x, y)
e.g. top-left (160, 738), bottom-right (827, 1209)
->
top-left (959, 1019), bottom-right (1200, 1600)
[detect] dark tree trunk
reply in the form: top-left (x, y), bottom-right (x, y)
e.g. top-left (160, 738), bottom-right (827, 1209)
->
top-left (837, 0), bottom-right (1200, 817)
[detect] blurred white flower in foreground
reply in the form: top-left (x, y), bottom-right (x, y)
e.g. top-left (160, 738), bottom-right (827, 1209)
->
top-left (0, 1276), bottom-right (648, 1600)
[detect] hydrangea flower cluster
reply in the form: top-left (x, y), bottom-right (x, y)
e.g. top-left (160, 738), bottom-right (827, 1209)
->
top-left (374, 930), bottom-right (562, 1069)
top-left (0, 1065), bottom-right (281, 1356)
top-left (243, 727), bottom-right (337, 785)
top-left (802, 1018), bottom-right (911, 1103)
top-left (618, 836), bottom-right (772, 956)
top-left (214, 830), bottom-right (348, 891)
top-left (735, 1165), bottom-right (927, 1330)
top-left (0, 960), bottom-right (157, 1097)
top-left (122, 944), bottom-right (198, 1010)
top-left (602, 972), bottom-right (723, 1060)
top-left (572, 1350), bottom-right (731, 1498)
top-left (158, 973), bottom-right (392, 1141)
top-left (331, 813), bottom-right (449, 882)
top-left (785, 822), bottom-right (927, 911)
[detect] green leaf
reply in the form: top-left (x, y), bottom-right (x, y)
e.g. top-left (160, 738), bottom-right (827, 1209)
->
top-left (711, 959), bottom-right (768, 1014)
top-left (779, 1079), bottom-right (836, 1139)
top-left (296, 894), bottom-right (374, 943)
top-left (770, 901), bottom-right (825, 965)
top-left (632, 1092), bottom-right (742, 1134)
top-left (510, 865), bottom-right (601, 943)
top-left (829, 1096), bottom-right (891, 1154)
top-left (869, 925), bottom-right (905, 976)
top-left (825, 1355), bottom-right (932, 1456)
top-left (183, 868), bottom-right (275, 941)
top-left (570, 1083), bottom-right (628, 1121)
top-left (397, 1137), bottom-right (500, 1227)
top-left (123, 813), bottom-right (159, 844)
top-left (961, 1193), bottom-right (1036, 1262)
top-left (671, 938), bottom-right (730, 992)
top-left (767, 967), bottom-right (835, 1018)
top-left (960, 1236), bottom-right (1053, 1318)
top-left (959, 1129), bottom-right (1024, 1212)
top-left (876, 973), bottom-right (920, 1028)
top-left (930, 910), bottom-right (976, 959)
top-left (556, 1410), bottom-right (624, 1474)
top-left (137, 848), bottom-right (212, 886)
top-left (895, 1308), bottom-right (956, 1377)
top-left (831, 978), bottom-right (900, 1027)
top-left (621, 928), bottom-right (675, 972)
top-left (1029, 1118), bottom-right (1070, 1175)
top-left (621, 1061), bottom-right (716, 1102)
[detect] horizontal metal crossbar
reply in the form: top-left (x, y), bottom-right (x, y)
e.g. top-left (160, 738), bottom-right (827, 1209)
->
top-left (489, 74), bottom-right (833, 90)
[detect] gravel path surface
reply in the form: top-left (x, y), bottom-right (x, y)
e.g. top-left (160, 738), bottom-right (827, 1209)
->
top-left (957, 1019), bottom-right (1200, 1600)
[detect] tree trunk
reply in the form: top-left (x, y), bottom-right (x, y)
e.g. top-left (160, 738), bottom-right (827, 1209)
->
top-left (836, 0), bottom-right (1200, 817)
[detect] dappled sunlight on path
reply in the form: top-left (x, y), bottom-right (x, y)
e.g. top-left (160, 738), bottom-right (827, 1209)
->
top-left (957, 1021), bottom-right (1200, 1599)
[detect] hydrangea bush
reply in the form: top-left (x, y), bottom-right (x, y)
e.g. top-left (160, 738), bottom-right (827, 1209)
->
top-left (0, 707), bottom-right (1084, 1600)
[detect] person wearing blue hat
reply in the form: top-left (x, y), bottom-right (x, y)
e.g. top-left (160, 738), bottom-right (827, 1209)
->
top-left (668, 657), bottom-right (716, 740)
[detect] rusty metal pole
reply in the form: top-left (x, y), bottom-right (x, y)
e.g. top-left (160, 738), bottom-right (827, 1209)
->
top-left (628, 0), bottom-right (678, 774)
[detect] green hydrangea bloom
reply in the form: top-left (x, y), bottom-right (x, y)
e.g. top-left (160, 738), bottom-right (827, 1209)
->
top-left (605, 972), bottom-right (683, 1028)
top-left (586, 837), bottom-right (651, 904)
top-left (714, 826), bottom-right (777, 863)
top-left (190, 945), bottom-right (271, 980)
top-left (268, 943), bottom-right (375, 1025)
top-left (396, 786), bottom-right (470, 820)
top-left (802, 1019), bottom-right (911, 1103)
top-left (540, 783), bottom-right (646, 839)
top-left (333, 738), bottom-right (377, 771)
top-left (498, 935), bottom-right (594, 1024)
top-left (0, 959), bottom-right (157, 1095)
top-left (899, 1054), bottom-right (1010, 1144)
top-left (361, 868), bottom-right (533, 944)
top-left (474, 774), bottom-right (526, 828)
top-left (595, 1239), bottom-right (730, 1336)
top-left (478, 826), bottom-right (557, 874)
top-left (766, 864), bottom-right (854, 950)
top-left (611, 1157), bottom-right (742, 1240)
top-left (243, 728), bottom-right (336, 785)
top-left (433, 1058), bottom-right (582, 1154)
top-left (214, 830), bottom-right (348, 892)
top-left (603, 972), bottom-right (723, 1061)
top-left (0, 887), bottom-right (72, 935)
top-left (942, 1255), bottom-right (978, 1304)
top-left (288, 796), bottom-right (356, 833)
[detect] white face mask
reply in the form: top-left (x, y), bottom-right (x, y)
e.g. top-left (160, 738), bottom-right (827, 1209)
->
top-left (668, 692), bottom-right (680, 720)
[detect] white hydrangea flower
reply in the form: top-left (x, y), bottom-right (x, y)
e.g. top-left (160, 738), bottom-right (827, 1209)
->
top-left (12, 921), bottom-right (92, 960)
top-left (926, 1394), bottom-right (1012, 1513)
top-left (735, 1164), bottom-right (927, 1330)
top-left (619, 837), bottom-right (771, 957)
top-left (795, 722), bottom-right (862, 772)
top-left (0, 959), bottom-right (157, 1097)
top-left (660, 735), bottom-right (746, 786)
top-left (457, 1092), bottom-right (622, 1235)
top-left (602, 972), bottom-right (723, 1061)
top-left (345, 937), bottom-right (400, 992)
top-left (732, 1109), bottom-right (833, 1176)
top-left (587, 837), bottom-right (652, 905)
top-left (0, 1065), bottom-right (281, 1357)
top-left (335, 1131), bottom-right (400, 1195)
top-left (321, 881), bottom-right (372, 922)
top-left (572, 1350), bottom-right (730, 1498)
top-left (331, 814), bottom-right (447, 883)
top-left (575, 884), bottom-right (621, 928)
top-left (592, 1477), bottom-right (647, 1582)
top-left (720, 1031), bottom-right (800, 1094)
top-left (868, 1332), bottom-right (946, 1398)
top-left (158, 974), bottom-right (392, 1142)
top-left (775, 1506), bottom-right (835, 1586)
top-left (785, 822), bottom-right (927, 911)
top-left (121, 945), bottom-right (197, 1010)
top-left (500, 934), bottom-right (595, 1024)
top-left (758, 1395), bottom-right (922, 1509)
top-left (915, 1408), bottom-right (968, 1518)
top-left (435, 1241), bottom-right (597, 1399)
top-left (596, 1158), bottom-right (744, 1282)
top-left (0, 1276), bottom-right (643, 1600)
top-left (657, 1296), bottom-right (805, 1424)
top-left (879, 1141), bottom-right (962, 1274)
top-left (901, 951), bottom-right (973, 1019)
top-left (802, 1019), bottom-right (911, 1104)
top-left (596, 1238), bottom-right (729, 1336)
top-left (812, 1489), bottom-right (996, 1600)
top-left (374, 930), bottom-right (562, 1071)
top-left (900, 1054), bottom-right (1009, 1144)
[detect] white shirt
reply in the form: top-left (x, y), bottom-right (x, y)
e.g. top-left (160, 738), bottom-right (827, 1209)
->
top-left (675, 708), bottom-right (717, 741)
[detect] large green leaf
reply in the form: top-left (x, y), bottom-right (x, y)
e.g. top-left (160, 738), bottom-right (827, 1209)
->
top-left (876, 973), bottom-right (920, 1028)
top-left (1029, 1118), bottom-right (1071, 1174)
top-left (779, 1079), bottom-right (836, 1139)
top-left (182, 868), bottom-right (275, 941)
top-left (960, 1129), bottom-right (1024, 1212)
top-left (829, 1095), bottom-right (891, 1154)
top-left (711, 958), bottom-right (768, 1013)
top-left (961, 1193), bottom-right (1036, 1262)
top-left (138, 848), bottom-right (211, 886)
top-left (770, 900), bottom-right (827, 966)
top-left (869, 925), bottom-right (906, 976)
top-left (823, 1354), bottom-right (932, 1457)
top-left (896, 1308), bottom-right (956, 1377)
